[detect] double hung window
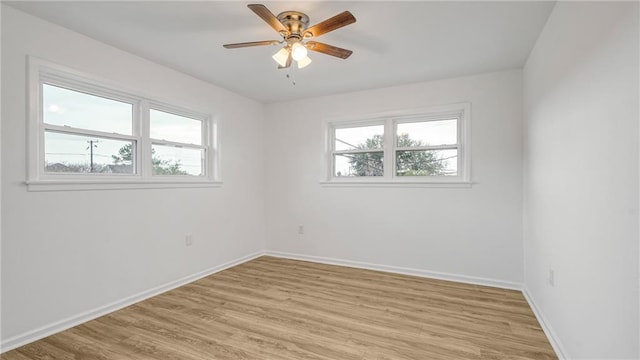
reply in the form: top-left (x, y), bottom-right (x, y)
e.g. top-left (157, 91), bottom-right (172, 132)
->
top-left (149, 108), bottom-right (206, 176)
top-left (325, 104), bottom-right (470, 185)
top-left (42, 83), bottom-right (137, 175)
top-left (28, 58), bottom-right (219, 191)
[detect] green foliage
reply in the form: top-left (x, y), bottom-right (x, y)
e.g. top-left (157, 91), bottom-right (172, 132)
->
top-left (112, 143), bottom-right (133, 165)
top-left (347, 134), bottom-right (384, 176)
top-left (346, 133), bottom-right (448, 176)
top-left (112, 143), bottom-right (187, 175)
top-left (151, 158), bottom-right (187, 175)
top-left (395, 133), bottom-right (447, 176)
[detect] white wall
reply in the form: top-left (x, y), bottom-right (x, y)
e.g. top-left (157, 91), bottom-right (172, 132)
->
top-left (264, 70), bottom-right (524, 285)
top-left (1, 5), bottom-right (266, 346)
top-left (523, 2), bottom-right (639, 359)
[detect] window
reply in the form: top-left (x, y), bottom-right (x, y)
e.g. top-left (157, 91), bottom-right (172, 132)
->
top-left (27, 57), bottom-right (219, 191)
top-left (42, 83), bottom-right (137, 175)
top-left (149, 108), bottom-right (206, 176)
top-left (395, 118), bottom-right (458, 177)
top-left (324, 104), bottom-right (470, 186)
top-left (333, 124), bottom-right (384, 177)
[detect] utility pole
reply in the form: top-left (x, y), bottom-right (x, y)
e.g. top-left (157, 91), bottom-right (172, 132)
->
top-left (87, 140), bottom-right (99, 172)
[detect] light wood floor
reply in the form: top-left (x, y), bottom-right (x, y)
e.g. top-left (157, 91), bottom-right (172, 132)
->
top-left (2, 256), bottom-right (557, 360)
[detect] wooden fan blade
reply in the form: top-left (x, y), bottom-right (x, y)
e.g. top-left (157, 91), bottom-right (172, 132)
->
top-left (248, 4), bottom-right (288, 34)
top-left (302, 11), bottom-right (356, 38)
top-left (306, 41), bottom-right (353, 59)
top-left (223, 40), bottom-right (280, 49)
top-left (278, 53), bottom-right (293, 69)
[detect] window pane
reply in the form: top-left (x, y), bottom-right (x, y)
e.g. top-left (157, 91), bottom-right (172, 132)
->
top-left (44, 131), bottom-right (134, 174)
top-left (334, 152), bottom-right (383, 177)
top-left (152, 144), bottom-right (203, 176)
top-left (396, 119), bottom-right (457, 147)
top-left (43, 84), bottom-right (133, 135)
top-left (335, 125), bottom-right (384, 151)
top-left (150, 109), bottom-right (202, 145)
top-left (396, 149), bottom-right (457, 176)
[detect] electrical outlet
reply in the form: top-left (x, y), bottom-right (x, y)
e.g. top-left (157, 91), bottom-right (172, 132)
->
top-left (185, 234), bottom-right (193, 246)
top-left (298, 225), bottom-right (304, 235)
top-left (548, 269), bottom-right (555, 287)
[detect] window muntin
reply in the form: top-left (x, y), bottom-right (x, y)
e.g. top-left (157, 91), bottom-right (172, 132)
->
top-left (326, 105), bottom-right (469, 184)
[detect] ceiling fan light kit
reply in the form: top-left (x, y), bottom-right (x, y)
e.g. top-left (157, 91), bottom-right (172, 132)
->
top-left (272, 47), bottom-right (290, 67)
top-left (291, 42), bottom-right (308, 61)
top-left (297, 55), bottom-right (312, 69)
top-left (223, 4), bottom-right (356, 70)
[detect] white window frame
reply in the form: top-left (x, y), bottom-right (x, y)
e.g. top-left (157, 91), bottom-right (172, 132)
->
top-left (331, 118), bottom-right (386, 177)
top-left (26, 57), bottom-right (221, 191)
top-left (321, 103), bottom-right (471, 187)
top-left (147, 104), bottom-right (210, 178)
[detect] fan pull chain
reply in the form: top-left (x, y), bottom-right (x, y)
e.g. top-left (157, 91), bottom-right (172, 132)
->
top-left (286, 65), bottom-right (296, 86)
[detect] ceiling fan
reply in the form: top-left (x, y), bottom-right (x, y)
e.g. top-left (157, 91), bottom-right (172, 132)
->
top-left (223, 4), bottom-right (356, 69)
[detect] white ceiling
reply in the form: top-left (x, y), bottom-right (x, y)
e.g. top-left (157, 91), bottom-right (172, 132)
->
top-left (7, 1), bottom-right (555, 103)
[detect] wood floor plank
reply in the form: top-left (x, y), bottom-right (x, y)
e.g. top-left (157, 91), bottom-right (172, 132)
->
top-left (2, 256), bottom-right (557, 360)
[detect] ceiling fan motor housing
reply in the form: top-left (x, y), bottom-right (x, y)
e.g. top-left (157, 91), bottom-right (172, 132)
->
top-left (277, 11), bottom-right (309, 37)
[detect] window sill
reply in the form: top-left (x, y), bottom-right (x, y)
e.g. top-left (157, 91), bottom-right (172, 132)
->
top-left (319, 180), bottom-right (472, 188)
top-left (26, 179), bottom-right (223, 192)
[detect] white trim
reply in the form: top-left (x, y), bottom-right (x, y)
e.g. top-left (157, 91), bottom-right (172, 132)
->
top-left (383, 119), bottom-right (394, 181)
top-left (331, 118), bottom-right (386, 129)
top-left (26, 179), bottom-right (222, 192)
top-left (522, 287), bottom-right (569, 360)
top-left (43, 125), bottom-right (138, 142)
top-left (210, 116), bottom-right (222, 181)
top-left (140, 100), bottom-right (152, 177)
top-left (395, 144), bottom-right (458, 151)
top-left (0, 251), bottom-right (264, 353)
top-left (265, 250), bottom-right (521, 290)
top-left (332, 148), bottom-right (384, 155)
top-left (319, 180), bottom-right (472, 188)
top-left (150, 139), bottom-right (206, 150)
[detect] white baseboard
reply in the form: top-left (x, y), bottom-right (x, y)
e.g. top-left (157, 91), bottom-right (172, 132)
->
top-left (265, 250), bottom-right (522, 290)
top-left (522, 287), bottom-right (569, 360)
top-left (0, 251), bottom-right (265, 353)
top-left (2, 250), bottom-right (565, 360)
